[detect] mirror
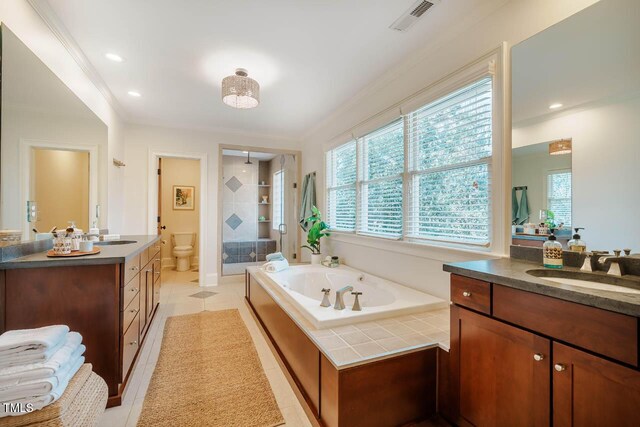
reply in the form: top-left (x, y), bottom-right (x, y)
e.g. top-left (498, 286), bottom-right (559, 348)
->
top-left (1, 25), bottom-right (107, 244)
top-left (511, 0), bottom-right (640, 250)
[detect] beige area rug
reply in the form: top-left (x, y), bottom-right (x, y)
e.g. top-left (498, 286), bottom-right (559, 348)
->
top-left (137, 309), bottom-right (285, 427)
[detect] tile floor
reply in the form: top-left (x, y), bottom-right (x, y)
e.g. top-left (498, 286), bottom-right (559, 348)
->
top-left (98, 269), bottom-right (313, 427)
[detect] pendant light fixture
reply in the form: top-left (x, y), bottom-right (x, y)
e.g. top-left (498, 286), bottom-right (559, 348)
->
top-left (244, 151), bottom-right (253, 165)
top-left (221, 68), bottom-right (260, 109)
top-left (549, 138), bottom-right (572, 155)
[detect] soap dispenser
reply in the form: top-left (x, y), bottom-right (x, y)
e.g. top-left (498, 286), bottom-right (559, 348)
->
top-left (568, 228), bottom-right (587, 253)
top-left (543, 229), bottom-right (563, 269)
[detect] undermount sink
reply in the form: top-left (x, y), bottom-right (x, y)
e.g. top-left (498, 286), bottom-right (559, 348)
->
top-left (526, 269), bottom-right (640, 294)
top-left (95, 240), bottom-right (137, 246)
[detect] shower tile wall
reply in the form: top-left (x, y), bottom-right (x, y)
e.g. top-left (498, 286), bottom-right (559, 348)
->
top-left (223, 156), bottom-right (258, 241)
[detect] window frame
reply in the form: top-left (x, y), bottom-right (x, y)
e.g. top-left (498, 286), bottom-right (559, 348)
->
top-left (544, 168), bottom-right (572, 228)
top-left (325, 140), bottom-right (358, 232)
top-left (272, 169), bottom-right (284, 231)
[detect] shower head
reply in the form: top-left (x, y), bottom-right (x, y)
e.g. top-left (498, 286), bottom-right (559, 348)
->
top-left (244, 151), bottom-right (252, 165)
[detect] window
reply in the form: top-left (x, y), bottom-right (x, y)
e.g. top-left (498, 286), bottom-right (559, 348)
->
top-left (546, 170), bottom-right (571, 227)
top-left (326, 141), bottom-right (357, 231)
top-left (272, 170), bottom-right (284, 230)
top-left (407, 77), bottom-right (492, 244)
top-left (325, 76), bottom-right (493, 246)
top-left (358, 119), bottom-right (404, 237)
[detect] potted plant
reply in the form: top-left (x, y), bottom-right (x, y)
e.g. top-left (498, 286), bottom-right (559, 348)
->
top-left (302, 206), bottom-right (330, 265)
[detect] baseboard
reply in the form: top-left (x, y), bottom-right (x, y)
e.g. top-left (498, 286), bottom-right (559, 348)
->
top-left (204, 273), bottom-right (218, 286)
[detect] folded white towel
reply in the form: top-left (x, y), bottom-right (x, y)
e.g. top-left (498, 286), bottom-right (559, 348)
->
top-left (0, 345), bottom-right (83, 401)
top-left (0, 326), bottom-right (69, 365)
top-left (263, 259), bottom-right (289, 273)
top-left (0, 355), bottom-right (84, 417)
top-left (0, 334), bottom-right (84, 389)
top-left (266, 252), bottom-right (285, 262)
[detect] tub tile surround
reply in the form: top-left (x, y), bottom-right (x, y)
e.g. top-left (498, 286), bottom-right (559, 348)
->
top-left (248, 267), bottom-right (450, 369)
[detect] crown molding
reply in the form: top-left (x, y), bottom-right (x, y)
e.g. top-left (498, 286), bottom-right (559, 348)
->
top-left (27, 0), bottom-right (126, 118)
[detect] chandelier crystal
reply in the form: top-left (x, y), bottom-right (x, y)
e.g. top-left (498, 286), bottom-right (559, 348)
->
top-left (221, 68), bottom-right (260, 109)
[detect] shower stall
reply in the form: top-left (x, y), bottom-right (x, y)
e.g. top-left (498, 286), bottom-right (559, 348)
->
top-left (220, 148), bottom-right (299, 276)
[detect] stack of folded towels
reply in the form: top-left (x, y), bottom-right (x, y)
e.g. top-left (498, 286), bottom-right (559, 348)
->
top-left (262, 252), bottom-right (289, 272)
top-left (0, 325), bottom-right (85, 418)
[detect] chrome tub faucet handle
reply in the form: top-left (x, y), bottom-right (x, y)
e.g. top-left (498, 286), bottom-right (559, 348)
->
top-left (320, 288), bottom-right (331, 307)
top-left (351, 291), bottom-right (363, 311)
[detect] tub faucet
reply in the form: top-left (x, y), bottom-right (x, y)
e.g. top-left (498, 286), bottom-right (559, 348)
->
top-left (320, 288), bottom-right (331, 307)
top-left (334, 285), bottom-right (354, 310)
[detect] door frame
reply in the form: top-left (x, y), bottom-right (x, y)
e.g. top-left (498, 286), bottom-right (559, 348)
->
top-left (217, 144), bottom-right (302, 283)
top-left (147, 149), bottom-right (207, 287)
top-left (19, 138), bottom-right (99, 240)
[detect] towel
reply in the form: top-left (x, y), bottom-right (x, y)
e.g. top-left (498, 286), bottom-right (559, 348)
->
top-left (0, 345), bottom-right (84, 401)
top-left (517, 188), bottom-right (530, 225)
top-left (0, 333), bottom-right (84, 388)
top-left (511, 187), bottom-right (519, 224)
top-left (263, 259), bottom-right (289, 273)
top-left (0, 326), bottom-right (69, 366)
top-left (266, 252), bottom-right (285, 262)
top-left (299, 172), bottom-right (317, 231)
top-left (0, 356), bottom-right (84, 417)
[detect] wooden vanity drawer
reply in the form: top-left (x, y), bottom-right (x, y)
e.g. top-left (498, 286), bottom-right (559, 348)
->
top-left (451, 274), bottom-right (491, 315)
top-left (121, 313), bottom-right (140, 382)
top-left (493, 284), bottom-right (638, 366)
top-left (148, 241), bottom-right (161, 261)
top-left (123, 292), bottom-right (140, 335)
top-left (122, 275), bottom-right (140, 310)
top-left (140, 248), bottom-right (149, 268)
top-left (152, 257), bottom-right (161, 284)
top-left (124, 255), bottom-right (141, 285)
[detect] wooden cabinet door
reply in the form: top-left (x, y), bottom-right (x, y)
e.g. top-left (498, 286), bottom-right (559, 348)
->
top-left (553, 342), bottom-right (640, 427)
top-left (455, 307), bottom-right (550, 426)
top-left (139, 270), bottom-right (148, 336)
top-left (146, 268), bottom-right (154, 325)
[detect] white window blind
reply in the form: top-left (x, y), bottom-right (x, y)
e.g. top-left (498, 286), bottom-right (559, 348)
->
top-left (326, 141), bottom-right (357, 231)
top-left (358, 119), bottom-right (404, 238)
top-left (407, 77), bottom-right (493, 244)
top-left (272, 170), bottom-right (283, 230)
top-left (547, 171), bottom-right (571, 227)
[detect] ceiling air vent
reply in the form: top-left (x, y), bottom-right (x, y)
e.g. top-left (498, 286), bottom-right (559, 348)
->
top-left (389, 0), bottom-right (439, 32)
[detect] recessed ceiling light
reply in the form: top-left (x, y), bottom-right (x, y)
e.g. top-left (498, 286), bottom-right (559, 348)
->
top-left (105, 53), bottom-right (123, 62)
top-left (549, 103), bottom-right (563, 109)
top-left (127, 91), bottom-right (141, 97)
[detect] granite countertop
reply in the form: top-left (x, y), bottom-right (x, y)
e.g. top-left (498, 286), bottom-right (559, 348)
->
top-left (444, 257), bottom-right (640, 317)
top-left (248, 266), bottom-right (450, 370)
top-left (0, 235), bottom-right (160, 269)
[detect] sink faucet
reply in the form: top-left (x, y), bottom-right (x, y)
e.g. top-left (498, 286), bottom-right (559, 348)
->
top-left (334, 285), bottom-right (354, 310)
top-left (320, 288), bottom-right (331, 307)
top-left (595, 253), bottom-right (624, 276)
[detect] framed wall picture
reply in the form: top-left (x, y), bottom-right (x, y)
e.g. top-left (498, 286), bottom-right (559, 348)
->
top-left (173, 185), bottom-right (195, 210)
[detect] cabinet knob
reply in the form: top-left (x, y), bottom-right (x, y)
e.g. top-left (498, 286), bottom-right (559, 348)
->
top-left (462, 291), bottom-right (472, 297)
top-left (130, 265), bottom-right (139, 271)
top-left (130, 309), bottom-right (138, 314)
top-left (129, 340), bottom-right (138, 346)
top-left (554, 363), bottom-right (566, 372)
top-left (533, 353), bottom-right (544, 362)
top-left (130, 287), bottom-right (138, 292)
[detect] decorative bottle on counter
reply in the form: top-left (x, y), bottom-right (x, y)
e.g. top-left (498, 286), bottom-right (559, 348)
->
top-left (568, 227), bottom-right (587, 253)
top-left (543, 230), bottom-right (563, 269)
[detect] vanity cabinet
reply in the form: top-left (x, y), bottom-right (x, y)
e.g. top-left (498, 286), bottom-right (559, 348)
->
top-left (453, 306), bottom-right (550, 426)
top-left (0, 237), bottom-right (162, 407)
top-left (448, 273), bottom-right (640, 426)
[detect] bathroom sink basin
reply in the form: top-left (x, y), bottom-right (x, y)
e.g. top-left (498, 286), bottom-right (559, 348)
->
top-left (95, 240), bottom-right (137, 246)
top-left (526, 269), bottom-right (640, 294)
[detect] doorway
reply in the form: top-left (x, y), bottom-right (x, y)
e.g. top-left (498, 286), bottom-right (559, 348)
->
top-left (20, 141), bottom-right (99, 239)
top-left (157, 157), bottom-right (201, 276)
top-left (219, 148), bottom-right (300, 277)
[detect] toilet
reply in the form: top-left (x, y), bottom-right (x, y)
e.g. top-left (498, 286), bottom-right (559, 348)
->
top-left (172, 232), bottom-right (195, 272)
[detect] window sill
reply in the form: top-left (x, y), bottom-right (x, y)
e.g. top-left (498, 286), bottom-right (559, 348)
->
top-left (327, 231), bottom-right (503, 263)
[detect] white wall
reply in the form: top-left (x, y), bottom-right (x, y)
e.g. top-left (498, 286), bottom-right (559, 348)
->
top-left (0, 0), bottom-right (125, 232)
top-left (122, 124), bottom-right (299, 285)
top-left (300, 0), bottom-right (598, 299)
top-left (513, 95), bottom-right (640, 249)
